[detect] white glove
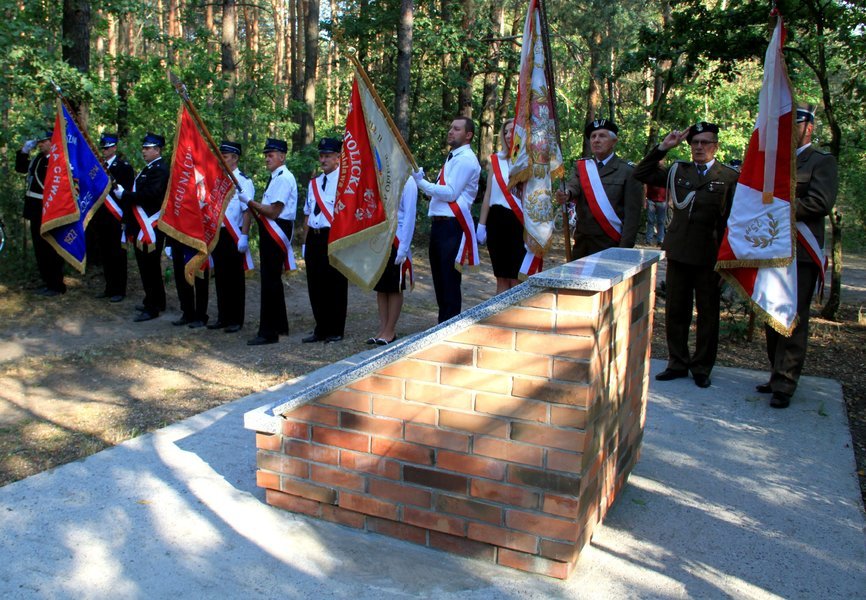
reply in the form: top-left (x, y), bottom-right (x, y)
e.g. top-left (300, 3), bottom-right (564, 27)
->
top-left (411, 168), bottom-right (426, 183)
top-left (237, 234), bottom-right (249, 253)
top-left (476, 223), bottom-right (487, 245)
top-left (22, 140), bottom-right (37, 153)
top-left (164, 245), bottom-right (173, 259)
top-left (114, 184), bottom-right (125, 198)
top-left (238, 190), bottom-right (251, 206)
top-left (301, 244), bottom-right (306, 259)
top-left (395, 249), bottom-right (408, 266)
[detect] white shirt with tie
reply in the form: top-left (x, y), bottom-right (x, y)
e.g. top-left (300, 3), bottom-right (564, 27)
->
top-left (421, 144), bottom-right (481, 217)
top-left (304, 168), bottom-right (339, 229)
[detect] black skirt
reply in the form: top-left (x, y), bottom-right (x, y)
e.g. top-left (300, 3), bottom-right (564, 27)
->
top-left (374, 245), bottom-right (406, 293)
top-left (487, 205), bottom-right (526, 279)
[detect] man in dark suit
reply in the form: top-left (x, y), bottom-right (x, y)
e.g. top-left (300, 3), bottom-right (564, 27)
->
top-left (114, 132), bottom-right (170, 322)
top-left (15, 130), bottom-right (67, 296)
top-left (757, 106), bottom-right (838, 408)
top-left (555, 119), bottom-right (643, 259)
top-left (635, 122), bottom-right (739, 388)
top-left (92, 133), bottom-right (135, 303)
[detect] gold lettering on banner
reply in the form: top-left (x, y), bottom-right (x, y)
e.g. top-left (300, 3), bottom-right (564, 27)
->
top-left (172, 145), bottom-right (195, 217)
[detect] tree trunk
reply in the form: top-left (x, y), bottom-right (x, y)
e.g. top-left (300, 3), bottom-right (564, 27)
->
top-left (478, 3), bottom-right (504, 170)
top-left (221, 0), bottom-right (238, 133)
top-left (820, 208), bottom-right (843, 320)
top-left (301, 0), bottom-right (319, 148)
top-left (582, 31), bottom-right (602, 157)
top-left (62, 0), bottom-right (90, 124)
top-left (441, 0), bottom-right (455, 119)
top-left (394, 0), bottom-right (414, 141)
top-left (457, 0), bottom-right (475, 117)
top-left (497, 14), bottom-right (521, 124)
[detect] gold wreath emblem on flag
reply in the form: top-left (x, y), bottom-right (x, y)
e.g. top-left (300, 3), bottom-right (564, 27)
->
top-left (744, 213), bottom-right (780, 248)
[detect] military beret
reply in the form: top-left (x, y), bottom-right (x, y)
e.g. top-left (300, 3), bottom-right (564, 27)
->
top-left (219, 140), bottom-right (242, 156)
top-left (795, 107), bottom-right (815, 123)
top-left (263, 138), bottom-right (288, 153)
top-left (100, 133), bottom-right (119, 148)
top-left (584, 118), bottom-right (618, 137)
top-left (142, 132), bottom-right (166, 148)
top-left (318, 137), bottom-right (342, 154)
top-left (686, 122), bottom-right (720, 142)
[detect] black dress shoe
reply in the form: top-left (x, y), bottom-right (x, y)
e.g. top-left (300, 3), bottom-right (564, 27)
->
top-left (172, 317), bottom-right (191, 326)
top-left (693, 374), bottom-right (711, 388)
top-left (770, 392), bottom-right (791, 409)
top-left (134, 311), bottom-right (158, 322)
top-left (37, 288), bottom-right (62, 297)
top-left (224, 324), bottom-right (242, 333)
top-left (366, 337), bottom-right (378, 345)
top-left (247, 335), bottom-right (278, 346)
top-left (109, 295), bottom-right (125, 303)
top-left (206, 321), bottom-right (226, 330)
top-left (755, 382), bottom-right (772, 394)
top-left (302, 333), bottom-right (323, 343)
top-left (655, 368), bottom-right (689, 381)
top-left (95, 291), bottom-right (110, 299)
top-left (135, 303), bottom-right (147, 311)
top-left (187, 320), bottom-right (206, 329)
top-left (324, 335), bottom-right (343, 343)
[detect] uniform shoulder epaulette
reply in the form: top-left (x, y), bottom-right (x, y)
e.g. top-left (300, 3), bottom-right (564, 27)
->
top-left (239, 170), bottom-right (249, 179)
top-left (718, 162), bottom-right (739, 173)
top-left (812, 147), bottom-right (831, 155)
top-left (673, 159), bottom-right (690, 165)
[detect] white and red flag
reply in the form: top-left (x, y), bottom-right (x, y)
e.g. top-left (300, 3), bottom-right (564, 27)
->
top-left (159, 105), bottom-right (235, 284)
top-left (508, 0), bottom-right (563, 261)
top-left (329, 58), bottom-right (416, 289)
top-left (716, 14), bottom-right (798, 335)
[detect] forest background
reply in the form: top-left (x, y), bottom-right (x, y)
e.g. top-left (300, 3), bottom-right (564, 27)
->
top-left (0, 0), bottom-right (864, 317)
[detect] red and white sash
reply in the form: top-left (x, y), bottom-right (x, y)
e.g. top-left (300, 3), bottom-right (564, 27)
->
top-left (311, 178), bottom-right (334, 225)
top-left (258, 215), bottom-right (297, 272)
top-left (223, 219), bottom-right (254, 271)
top-left (134, 206), bottom-right (159, 250)
top-left (105, 196), bottom-right (123, 222)
top-left (576, 158), bottom-right (622, 242)
top-left (437, 168), bottom-right (479, 270)
top-left (796, 221), bottom-right (828, 291)
top-left (490, 154), bottom-right (542, 277)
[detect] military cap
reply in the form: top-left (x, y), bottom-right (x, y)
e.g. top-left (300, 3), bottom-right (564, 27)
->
top-left (318, 137), bottom-right (342, 154)
top-left (142, 132), bottom-right (166, 148)
top-left (686, 122), bottom-right (720, 142)
top-left (795, 107), bottom-right (815, 123)
top-left (36, 130), bottom-right (53, 142)
top-left (219, 140), bottom-right (243, 156)
top-left (100, 133), bottom-right (119, 148)
top-left (263, 138), bottom-right (288, 153)
top-left (584, 118), bottom-right (619, 137)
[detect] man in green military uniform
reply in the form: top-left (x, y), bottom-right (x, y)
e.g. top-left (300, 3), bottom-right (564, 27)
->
top-left (555, 119), bottom-right (643, 259)
top-left (757, 106), bottom-right (837, 408)
top-left (634, 122), bottom-right (739, 388)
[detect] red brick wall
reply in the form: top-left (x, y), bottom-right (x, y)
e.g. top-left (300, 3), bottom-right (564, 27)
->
top-left (254, 266), bottom-right (656, 579)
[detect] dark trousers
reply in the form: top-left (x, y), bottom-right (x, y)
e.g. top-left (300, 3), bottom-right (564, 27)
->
top-left (664, 259), bottom-right (721, 376)
top-left (429, 218), bottom-right (463, 323)
top-left (764, 262), bottom-right (820, 396)
top-left (258, 219), bottom-right (292, 340)
top-left (29, 218), bottom-right (66, 292)
top-left (305, 227), bottom-right (348, 337)
top-left (211, 229), bottom-right (245, 327)
top-left (92, 205), bottom-right (127, 296)
top-left (572, 233), bottom-right (614, 261)
top-left (171, 239), bottom-right (209, 322)
top-left (134, 232), bottom-right (166, 314)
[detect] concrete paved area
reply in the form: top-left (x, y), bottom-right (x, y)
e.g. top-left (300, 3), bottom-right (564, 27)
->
top-left (0, 359), bottom-right (864, 599)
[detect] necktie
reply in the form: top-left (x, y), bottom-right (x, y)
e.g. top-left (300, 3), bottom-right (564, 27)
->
top-left (314, 174), bottom-right (326, 215)
top-left (597, 160), bottom-right (604, 171)
top-left (447, 152), bottom-right (453, 162)
top-left (696, 163), bottom-right (707, 177)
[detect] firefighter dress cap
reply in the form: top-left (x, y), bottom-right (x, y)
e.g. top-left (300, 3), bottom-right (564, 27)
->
top-left (263, 138), bottom-right (288, 153)
top-left (318, 137), bottom-right (342, 154)
top-left (142, 132), bottom-right (166, 148)
top-left (220, 140), bottom-right (242, 155)
top-left (100, 133), bottom-right (119, 148)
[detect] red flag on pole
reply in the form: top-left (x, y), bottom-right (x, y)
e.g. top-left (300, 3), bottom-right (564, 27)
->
top-left (41, 107), bottom-right (78, 235)
top-left (716, 14), bottom-right (798, 335)
top-left (159, 106), bottom-right (235, 284)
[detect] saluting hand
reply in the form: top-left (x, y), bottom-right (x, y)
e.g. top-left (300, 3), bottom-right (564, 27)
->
top-left (659, 130), bottom-right (689, 151)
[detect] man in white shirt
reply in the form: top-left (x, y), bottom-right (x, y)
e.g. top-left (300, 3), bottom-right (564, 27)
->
top-left (301, 137), bottom-right (348, 343)
top-left (412, 117), bottom-right (481, 323)
top-left (244, 138), bottom-right (297, 345)
top-left (208, 140), bottom-right (254, 334)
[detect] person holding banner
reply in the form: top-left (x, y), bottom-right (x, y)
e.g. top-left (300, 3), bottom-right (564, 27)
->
top-left (208, 141), bottom-right (254, 334)
top-left (169, 239), bottom-right (210, 328)
top-left (92, 133), bottom-right (135, 303)
top-left (15, 130), bottom-right (67, 296)
top-left (114, 132), bottom-right (170, 322)
top-left (477, 119), bottom-right (526, 294)
top-left (634, 122), bottom-right (739, 388)
top-left (369, 177), bottom-right (418, 345)
top-left (554, 119), bottom-right (642, 260)
top-left (301, 137), bottom-right (348, 344)
top-left (244, 138), bottom-right (297, 346)
top-left (757, 107), bottom-right (837, 408)
top-left (413, 116), bottom-right (481, 324)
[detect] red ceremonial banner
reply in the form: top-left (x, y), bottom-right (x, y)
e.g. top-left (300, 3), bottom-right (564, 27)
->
top-left (41, 109), bottom-right (78, 232)
top-left (159, 106), bottom-right (235, 284)
top-left (331, 79), bottom-right (386, 243)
